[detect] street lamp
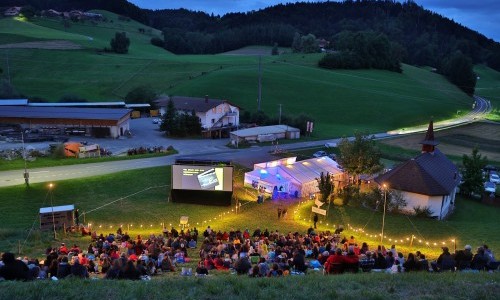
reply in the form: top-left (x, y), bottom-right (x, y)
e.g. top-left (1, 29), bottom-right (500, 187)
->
top-left (380, 183), bottom-right (388, 243)
top-left (49, 183), bottom-right (57, 239)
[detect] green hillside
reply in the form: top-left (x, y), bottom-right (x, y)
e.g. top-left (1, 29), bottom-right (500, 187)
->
top-left (475, 64), bottom-right (500, 120)
top-left (0, 12), bottom-right (496, 137)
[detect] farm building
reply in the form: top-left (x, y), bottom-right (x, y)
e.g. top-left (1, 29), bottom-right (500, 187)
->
top-left (230, 125), bottom-right (300, 144)
top-left (155, 95), bottom-right (239, 138)
top-left (374, 121), bottom-right (460, 220)
top-left (0, 106), bottom-right (131, 138)
top-left (244, 156), bottom-right (344, 199)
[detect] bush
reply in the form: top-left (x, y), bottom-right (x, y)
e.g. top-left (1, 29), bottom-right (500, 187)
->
top-left (50, 144), bottom-right (66, 159)
top-left (150, 37), bottom-right (164, 48)
top-left (413, 206), bottom-right (433, 218)
top-left (338, 184), bottom-right (360, 206)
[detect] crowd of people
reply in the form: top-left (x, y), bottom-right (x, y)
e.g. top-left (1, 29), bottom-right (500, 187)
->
top-left (0, 225), bottom-right (498, 281)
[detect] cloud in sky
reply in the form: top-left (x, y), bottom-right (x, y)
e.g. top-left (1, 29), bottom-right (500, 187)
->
top-left (129, 0), bottom-right (499, 41)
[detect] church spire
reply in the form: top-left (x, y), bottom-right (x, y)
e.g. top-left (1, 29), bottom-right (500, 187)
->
top-left (420, 119), bottom-right (439, 153)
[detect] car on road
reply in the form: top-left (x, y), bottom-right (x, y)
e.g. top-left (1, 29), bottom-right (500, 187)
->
top-left (490, 172), bottom-right (500, 184)
top-left (152, 118), bottom-right (160, 124)
top-left (484, 182), bottom-right (496, 194)
top-left (325, 142), bottom-right (337, 148)
top-left (313, 150), bottom-right (327, 158)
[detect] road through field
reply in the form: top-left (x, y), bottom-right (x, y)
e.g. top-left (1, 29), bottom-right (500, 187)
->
top-left (0, 97), bottom-right (491, 187)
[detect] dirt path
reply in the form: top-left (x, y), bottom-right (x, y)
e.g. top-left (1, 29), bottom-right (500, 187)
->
top-left (0, 40), bottom-right (82, 50)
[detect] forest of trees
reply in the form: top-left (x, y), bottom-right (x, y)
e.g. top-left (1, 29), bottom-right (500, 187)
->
top-left (319, 31), bottom-right (403, 73)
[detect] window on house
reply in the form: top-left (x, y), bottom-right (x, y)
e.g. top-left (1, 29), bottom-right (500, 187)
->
top-left (211, 118), bottom-right (215, 124)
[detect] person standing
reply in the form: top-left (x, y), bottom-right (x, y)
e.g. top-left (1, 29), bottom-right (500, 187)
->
top-left (313, 214), bottom-right (319, 229)
top-left (277, 207), bottom-right (282, 220)
top-left (74, 209), bottom-right (80, 226)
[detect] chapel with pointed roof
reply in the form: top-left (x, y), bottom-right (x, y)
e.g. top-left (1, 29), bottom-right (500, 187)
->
top-left (374, 120), bottom-right (461, 220)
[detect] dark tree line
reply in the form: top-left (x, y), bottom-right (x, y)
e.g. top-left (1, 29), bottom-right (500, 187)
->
top-left (319, 31), bottom-right (403, 73)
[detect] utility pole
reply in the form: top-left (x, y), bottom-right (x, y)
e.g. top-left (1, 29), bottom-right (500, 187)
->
top-left (257, 56), bottom-right (262, 111)
top-left (278, 104), bottom-right (282, 125)
top-left (21, 131), bottom-right (29, 187)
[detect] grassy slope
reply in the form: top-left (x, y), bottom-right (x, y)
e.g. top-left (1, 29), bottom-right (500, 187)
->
top-left (0, 273), bottom-right (498, 299)
top-left (475, 64), bottom-right (500, 120)
top-left (0, 13), bottom-right (482, 138)
top-left (0, 166), bottom-right (498, 259)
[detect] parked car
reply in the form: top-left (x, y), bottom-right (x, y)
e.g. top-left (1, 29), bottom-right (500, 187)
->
top-left (490, 172), bottom-right (500, 184)
top-left (313, 151), bottom-right (327, 158)
top-left (152, 118), bottom-right (160, 124)
top-left (325, 142), bottom-right (337, 148)
top-left (328, 153), bottom-right (337, 161)
top-left (484, 182), bottom-right (496, 194)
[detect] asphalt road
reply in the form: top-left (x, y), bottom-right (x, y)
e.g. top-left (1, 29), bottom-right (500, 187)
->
top-left (0, 96), bottom-right (492, 188)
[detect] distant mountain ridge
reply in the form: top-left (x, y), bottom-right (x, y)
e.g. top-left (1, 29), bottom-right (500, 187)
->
top-left (3, 0), bottom-right (500, 70)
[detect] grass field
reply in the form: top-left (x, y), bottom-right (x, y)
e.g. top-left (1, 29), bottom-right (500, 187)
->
top-left (0, 150), bottom-right (177, 171)
top-left (0, 165), bottom-right (498, 260)
top-left (1, 12), bottom-right (493, 138)
top-left (0, 272), bottom-right (498, 299)
top-left (380, 122), bottom-right (500, 163)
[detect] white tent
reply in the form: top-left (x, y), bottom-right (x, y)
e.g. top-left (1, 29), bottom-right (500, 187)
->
top-left (244, 156), bottom-right (344, 198)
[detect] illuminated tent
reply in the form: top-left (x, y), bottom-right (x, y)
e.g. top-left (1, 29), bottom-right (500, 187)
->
top-left (244, 156), bottom-right (344, 198)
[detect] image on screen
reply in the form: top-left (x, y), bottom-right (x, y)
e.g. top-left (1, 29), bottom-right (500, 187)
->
top-left (197, 168), bottom-right (219, 190)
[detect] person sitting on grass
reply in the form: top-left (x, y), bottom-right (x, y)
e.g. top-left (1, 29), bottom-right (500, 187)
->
top-left (56, 256), bottom-right (71, 279)
top-left (373, 251), bottom-right (387, 270)
top-left (359, 251), bottom-right (375, 272)
top-left (0, 252), bottom-right (30, 281)
top-left (120, 260), bottom-right (140, 280)
top-left (471, 247), bottom-right (489, 271)
top-left (403, 253), bottom-right (418, 272)
top-left (161, 253), bottom-right (176, 272)
top-left (195, 260), bottom-right (208, 276)
top-left (431, 247), bottom-right (455, 272)
top-left (258, 257), bottom-right (269, 277)
top-left (343, 246), bottom-right (360, 273)
top-left (105, 259), bottom-right (121, 279)
top-left (70, 257), bottom-right (89, 278)
top-left (234, 253), bottom-right (251, 275)
top-left (455, 245), bottom-right (473, 270)
top-left (249, 265), bottom-right (260, 277)
top-left (324, 248), bottom-right (345, 274)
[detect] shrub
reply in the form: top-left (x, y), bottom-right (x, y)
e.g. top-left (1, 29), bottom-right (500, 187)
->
top-left (413, 206), bottom-right (433, 218)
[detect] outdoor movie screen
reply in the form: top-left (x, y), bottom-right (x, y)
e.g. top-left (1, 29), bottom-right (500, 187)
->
top-left (172, 165), bottom-right (233, 192)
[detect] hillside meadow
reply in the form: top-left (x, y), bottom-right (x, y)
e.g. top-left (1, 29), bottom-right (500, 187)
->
top-left (0, 12), bottom-right (489, 138)
top-left (0, 166), bottom-right (498, 260)
top-left (0, 272), bottom-right (498, 299)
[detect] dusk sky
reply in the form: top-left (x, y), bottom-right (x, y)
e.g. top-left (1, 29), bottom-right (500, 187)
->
top-left (128, 0), bottom-right (500, 42)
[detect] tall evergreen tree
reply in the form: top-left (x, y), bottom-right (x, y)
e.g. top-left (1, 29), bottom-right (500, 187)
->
top-left (110, 32), bottom-right (130, 54)
top-left (316, 172), bottom-right (334, 203)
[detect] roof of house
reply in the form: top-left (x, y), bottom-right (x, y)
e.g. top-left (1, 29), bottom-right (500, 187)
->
top-left (0, 106), bottom-right (131, 121)
top-left (28, 102), bottom-right (126, 107)
top-left (154, 96), bottom-right (237, 112)
top-left (374, 148), bottom-right (460, 196)
top-left (0, 99), bottom-right (29, 106)
top-left (231, 125), bottom-right (300, 137)
top-left (40, 204), bottom-right (74, 214)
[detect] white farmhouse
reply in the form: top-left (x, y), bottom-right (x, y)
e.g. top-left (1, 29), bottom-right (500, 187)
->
top-left (155, 95), bottom-right (239, 138)
top-left (374, 121), bottom-right (461, 220)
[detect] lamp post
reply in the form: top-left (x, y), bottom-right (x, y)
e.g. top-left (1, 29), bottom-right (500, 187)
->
top-left (49, 183), bottom-right (57, 239)
top-left (380, 183), bottom-right (388, 243)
